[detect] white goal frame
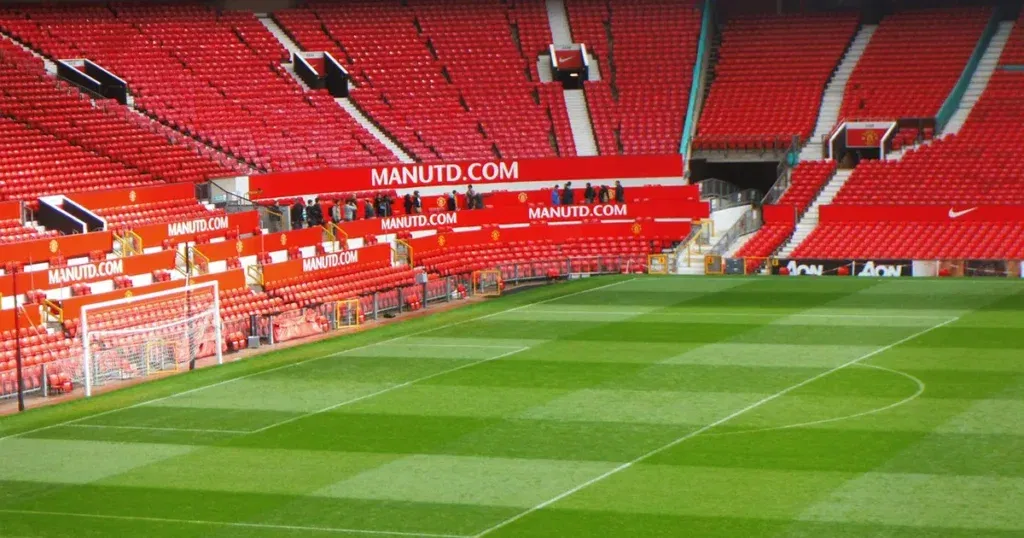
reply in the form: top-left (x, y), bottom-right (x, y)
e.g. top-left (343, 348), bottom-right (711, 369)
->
top-left (80, 281), bottom-right (223, 397)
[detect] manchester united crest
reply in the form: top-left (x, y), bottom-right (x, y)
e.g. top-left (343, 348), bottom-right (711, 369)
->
top-left (490, 229), bottom-right (501, 241)
top-left (280, 234), bottom-right (288, 246)
top-left (863, 130), bottom-right (879, 144)
top-left (235, 240), bottom-right (244, 254)
top-left (129, 190), bottom-right (137, 203)
top-left (48, 239), bottom-right (59, 254)
top-left (631, 223), bottom-right (642, 235)
top-left (437, 235), bottom-right (447, 247)
top-left (436, 197), bottom-right (446, 208)
top-left (517, 192), bottom-right (528, 203)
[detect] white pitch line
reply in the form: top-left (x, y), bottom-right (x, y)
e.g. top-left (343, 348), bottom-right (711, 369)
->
top-left (65, 424), bottom-right (251, 435)
top-left (512, 309), bottom-right (955, 320)
top-left (0, 508), bottom-right (468, 538)
top-left (248, 346), bottom-right (532, 434)
top-left (471, 316), bottom-right (959, 537)
top-left (704, 363), bottom-right (927, 437)
top-left (0, 278), bottom-right (635, 443)
top-left (387, 343), bottom-right (527, 350)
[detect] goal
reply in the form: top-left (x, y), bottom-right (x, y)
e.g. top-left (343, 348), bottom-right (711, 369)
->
top-left (80, 281), bottom-right (223, 397)
top-left (472, 270), bottom-right (503, 297)
top-left (335, 298), bottom-right (363, 328)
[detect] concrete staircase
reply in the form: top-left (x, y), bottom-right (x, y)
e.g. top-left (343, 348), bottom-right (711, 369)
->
top-left (563, 89), bottom-right (599, 156)
top-left (545, 0), bottom-right (573, 46)
top-left (258, 15), bottom-right (303, 57)
top-left (798, 24), bottom-right (877, 162)
top-left (943, 21), bottom-right (1014, 136)
top-left (257, 15), bottom-right (313, 91)
top-left (778, 168), bottom-right (853, 257)
top-left (335, 98), bottom-right (415, 163)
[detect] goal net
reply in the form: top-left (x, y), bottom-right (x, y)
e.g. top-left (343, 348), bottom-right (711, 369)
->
top-left (472, 270), bottom-right (503, 297)
top-left (80, 281), bottom-right (223, 397)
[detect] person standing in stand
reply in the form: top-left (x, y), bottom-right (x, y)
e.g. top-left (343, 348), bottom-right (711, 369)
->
top-left (331, 199), bottom-right (342, 223)
top-left (403, 193), bottom-right (413, 215)
top-left (344, 199), bottom-right (356, 221)
top-left (291, 198), bottom-right (305, 229)
top-left (447, 190), bottom-right (458, 211)
top-left (584, 182), bottom-right (595, 204)
top-left (562, 182), bottom-right (574, 205)
top-left (551, 185), bottom-right (561, 206)
top-left (364, 198), bottom-right (376, 219)
top-left (599, 185), bottom-right (610, 203)
top-left (615, 180), bottom-right (625, 204)
top-left (413, 191), bottom-right (423, 214)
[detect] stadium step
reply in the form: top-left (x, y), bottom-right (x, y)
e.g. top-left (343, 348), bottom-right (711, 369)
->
top-left (0, 31), bottom-right (56, 74)
top-left (257, 15), bottom-right (304, 57)
top-left (778, 168), bottom-right (854, 257)
top-left (335, 98), bottom-right (416, 163)
top-left (563, 89), bottom-right (599, 157)
top-left (942, 20), bottom-right (1014, 136)
top-left (545, 0), bottom-right (574, 47)
top-left (798, 24), bottom-right (877, 162)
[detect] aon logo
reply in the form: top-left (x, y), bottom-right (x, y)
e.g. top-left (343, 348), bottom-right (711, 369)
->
top-left (785, 261), bottom-right (823, 276)
top-left (857, 261), bottom-right (905, 277)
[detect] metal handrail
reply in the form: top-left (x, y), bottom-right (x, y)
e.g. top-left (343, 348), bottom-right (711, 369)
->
top-left (710, 207), bottom-right (762, 256)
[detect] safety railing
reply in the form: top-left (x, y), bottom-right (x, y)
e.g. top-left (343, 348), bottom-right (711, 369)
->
top-left (709, 207), bottom-right (762, 256)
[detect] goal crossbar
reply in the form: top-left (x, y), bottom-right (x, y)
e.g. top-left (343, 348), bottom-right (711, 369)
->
top-left (80, 281), bottom-right (223, 397)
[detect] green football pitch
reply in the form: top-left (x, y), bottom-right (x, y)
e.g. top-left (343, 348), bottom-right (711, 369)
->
top-left (1, 276), bottom-right (1023, 537)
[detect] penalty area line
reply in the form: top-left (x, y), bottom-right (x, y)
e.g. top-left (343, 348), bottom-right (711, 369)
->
top-left (0, 508), bottom-right (469, 538)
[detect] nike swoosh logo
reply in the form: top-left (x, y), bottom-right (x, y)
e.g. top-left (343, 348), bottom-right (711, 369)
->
top-left (948, 207), bottom-right (979, 219)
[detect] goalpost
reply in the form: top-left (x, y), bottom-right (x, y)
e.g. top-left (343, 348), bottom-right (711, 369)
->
top-left (80, 281), bottom-right (223, 397)
top-left (472, 270), bottom-right (503, 297)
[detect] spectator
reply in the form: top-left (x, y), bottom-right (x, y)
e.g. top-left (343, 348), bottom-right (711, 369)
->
top-left (551, 185), bottom-right (561, 206)
top-left (364, 198), bottom-right (376, 219)
top-left (330, 199), bottom-right (342, 223)
top-left (291, 198), bottom-right (304, 229)
top-left (562, 182), bottom-right (574, 205)
top-left (615, 181), bottom-right (625, 204)
top-left (599, 185), bottom-right (610, 203)
top-left (466, 186), bottom-right (477, 209)
top-left (306, 198), bottom-right (322, 227)
top-left (382, 193), bottom-right (393, 217)
top-left (403, 193), bottom-right (413, 215)
top-left (584, 182), bottom-right (595, 204)
top-left (344, 199), bottom-right (356, 221)
top-left (447, 190), bottom-right (458, 211)
top-left (413, 191), bottom-right (423, 214)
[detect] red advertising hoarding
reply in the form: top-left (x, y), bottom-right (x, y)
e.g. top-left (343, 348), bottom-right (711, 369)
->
top-left (67, 183), bottom-right (195, 210)
top-left (60, 269), bottom-right (246, 320)
top-left (131, 211), bottom-right (259, 246)
top-left (0, 250), bottom-right (176, 296)
top-left (249, 155), bottom-right (684, 200)
top-left (261, 244), bottom-right (393, 285)
top-left (0, 231), bottom-right (113, 266)
top-left (194, 227), bottom-right (323, 262)
top-left (336, 200), bottom-right (707, 237)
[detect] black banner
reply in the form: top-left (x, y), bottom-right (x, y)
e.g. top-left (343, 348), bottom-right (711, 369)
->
top-left (771, 259), bottom-right (913, 277)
